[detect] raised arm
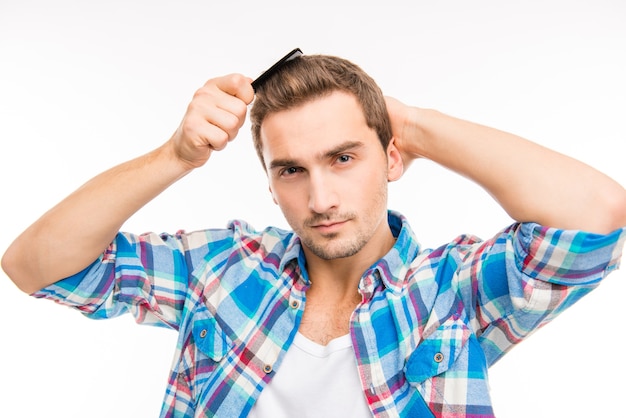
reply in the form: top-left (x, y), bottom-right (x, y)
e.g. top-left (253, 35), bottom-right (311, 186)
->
top-left (385, 97), bottom-right (626, 234)
top-left (1, 74), bottom-right (254, 294)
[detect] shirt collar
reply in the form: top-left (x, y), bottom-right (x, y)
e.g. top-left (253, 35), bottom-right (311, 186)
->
top-left (278, 210), bottom-right (420, 291)
top-left (365, 210), bottom-right (421, 294)
top-left (278, 233), bottom-right (310, 285)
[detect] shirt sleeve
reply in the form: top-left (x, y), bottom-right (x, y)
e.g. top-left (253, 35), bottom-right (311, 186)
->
top-left (462, 222), bottom-right (625, 365)
top-left (31, 227), bottom-right (236, 331)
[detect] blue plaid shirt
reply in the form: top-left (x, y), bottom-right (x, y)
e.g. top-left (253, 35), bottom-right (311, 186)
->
top-left (34, 211), bottom-right (625, 417)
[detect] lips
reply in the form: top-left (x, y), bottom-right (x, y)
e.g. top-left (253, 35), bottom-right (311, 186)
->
top-left (311, 220), bottom-right (348, 234)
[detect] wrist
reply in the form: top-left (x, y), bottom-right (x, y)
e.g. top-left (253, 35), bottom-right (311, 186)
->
top-left (155, 140), bottom-right (196, 181)
top-left (409, 107), bottom-right (444, 160)
top-left (402, 106), bottom-right (430, 159)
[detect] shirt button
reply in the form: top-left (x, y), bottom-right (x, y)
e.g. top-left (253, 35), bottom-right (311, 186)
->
top-left (434, 352), bottom-right (444, 363)
top-left (263, 364), bottom-right (273, 374)
top-left (290, 300), bottom-right (300, 309)
top-left (200, 329), bottom-right (207, 338)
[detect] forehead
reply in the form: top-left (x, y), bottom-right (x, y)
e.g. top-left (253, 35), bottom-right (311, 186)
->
top-left (259, 91), bottom-right (375, 165)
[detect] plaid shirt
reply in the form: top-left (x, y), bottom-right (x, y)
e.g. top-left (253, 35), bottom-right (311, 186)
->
top-left (34, 211), bottom-right (625, 417)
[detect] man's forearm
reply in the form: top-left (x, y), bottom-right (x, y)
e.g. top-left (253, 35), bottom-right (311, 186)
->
top-left (1, 74), bottom-right (255, 295)
top-left (1, 141), bottom-right (191, 294)
top-left (412, 108), bottom-right (626, 233)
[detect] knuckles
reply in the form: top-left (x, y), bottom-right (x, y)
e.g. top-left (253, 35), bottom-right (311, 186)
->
top-left (175, 74), bottom-right (253, 153)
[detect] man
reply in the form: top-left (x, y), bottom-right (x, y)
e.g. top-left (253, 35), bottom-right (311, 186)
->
top-left (2, 53), bottom-right (626, 417)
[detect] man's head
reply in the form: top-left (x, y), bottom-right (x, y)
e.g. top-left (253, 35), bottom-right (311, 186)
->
top-left (250, 54), bottom-right (392, 169)
top-left (249, 54), bottom-right (403, 263)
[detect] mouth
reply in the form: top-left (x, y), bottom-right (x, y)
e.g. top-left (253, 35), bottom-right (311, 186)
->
top-left (310, 220), bottom-right (348, 234)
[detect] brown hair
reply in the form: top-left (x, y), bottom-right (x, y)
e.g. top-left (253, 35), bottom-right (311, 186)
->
top-left (250, 54), bottom-right (392, 168)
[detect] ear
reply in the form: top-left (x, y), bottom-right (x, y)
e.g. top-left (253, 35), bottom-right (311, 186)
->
top-left (386, 137), bottom-right (404, 181)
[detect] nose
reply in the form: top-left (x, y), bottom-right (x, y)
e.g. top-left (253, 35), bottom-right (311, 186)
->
top-left (308, 170), bottom-right (339, 214)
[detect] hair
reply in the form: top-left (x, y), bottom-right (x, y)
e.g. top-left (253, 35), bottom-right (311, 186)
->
top-left (249, 54), bottom-right (392, 168)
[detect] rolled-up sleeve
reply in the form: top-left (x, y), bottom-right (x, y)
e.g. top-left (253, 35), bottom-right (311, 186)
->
top-left (515, 223), bottom-right (624, 285)
top-left (468, 223), bottom-right (625, 364)
top-left (32, 227), bottom-right (236, 331)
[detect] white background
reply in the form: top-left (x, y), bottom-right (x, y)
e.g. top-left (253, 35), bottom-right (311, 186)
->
top-left (1, 1), bottom-right (625, 417)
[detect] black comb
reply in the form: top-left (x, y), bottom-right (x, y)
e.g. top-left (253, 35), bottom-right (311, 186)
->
top-left (251, 48), bottom-right (303, 92)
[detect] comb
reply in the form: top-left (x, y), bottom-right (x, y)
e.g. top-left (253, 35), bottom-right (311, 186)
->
top-left (251, 48), bottom-right (303, 92)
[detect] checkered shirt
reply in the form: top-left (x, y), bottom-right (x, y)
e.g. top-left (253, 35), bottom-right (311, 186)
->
top-left (33, 211), bottom-right (626, 417)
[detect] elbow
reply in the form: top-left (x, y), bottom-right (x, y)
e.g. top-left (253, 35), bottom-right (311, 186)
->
top-left (1, 245), bottom-right (39, 295)
top-left (595, 186), bottom-right (626, 234)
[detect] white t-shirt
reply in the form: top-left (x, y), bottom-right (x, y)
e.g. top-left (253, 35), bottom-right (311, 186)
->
top-left (248, 332), bottom-right (372, 417)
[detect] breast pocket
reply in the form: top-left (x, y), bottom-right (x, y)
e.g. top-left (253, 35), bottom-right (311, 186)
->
top-left (192, 312), bottom-right (231, 361)
top-left (404, 316), bottom-right (471, 384)
top-left (177, 305), bottom-right (233, 401)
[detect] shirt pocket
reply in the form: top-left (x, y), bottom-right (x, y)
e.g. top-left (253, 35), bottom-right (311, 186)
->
top-left (192, 312), bottom-right (231, 361)
top-left (404, 316), bottom-right (471, 384)
top-left (177, 305), bottom-right (234, 401)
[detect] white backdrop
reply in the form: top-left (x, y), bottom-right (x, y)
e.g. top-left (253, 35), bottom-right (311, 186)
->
top-left (1, 1), bottom-right (625, 417)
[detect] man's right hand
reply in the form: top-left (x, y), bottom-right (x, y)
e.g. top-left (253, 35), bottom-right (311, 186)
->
top-left (170, 74), bottom-right (254, 170)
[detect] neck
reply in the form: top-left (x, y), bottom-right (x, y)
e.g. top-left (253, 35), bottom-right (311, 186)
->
top-left (303, 224), bottom-right (396, 302)
top-left (298, 216), bottom-right (396, 345)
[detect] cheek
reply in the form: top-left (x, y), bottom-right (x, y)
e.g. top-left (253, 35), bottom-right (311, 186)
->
top-left (267, 185), bottom-right (276, 204)
top-left (352, 166), bottom-right (387, 193)
top-left (271, 184), bottom-right (304, 213)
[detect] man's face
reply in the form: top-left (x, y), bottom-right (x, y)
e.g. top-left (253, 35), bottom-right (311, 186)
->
top-left (260, 91), bottom-right (402, 262)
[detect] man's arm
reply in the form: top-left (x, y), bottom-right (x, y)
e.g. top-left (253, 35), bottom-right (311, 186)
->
top-left (1, 74), bottom-right (254, 295)
top-left (385, 97), bottom-right (626, 234)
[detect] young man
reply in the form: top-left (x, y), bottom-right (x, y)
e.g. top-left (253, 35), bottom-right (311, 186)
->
top-left (2, 53), bottom-right (626, 417)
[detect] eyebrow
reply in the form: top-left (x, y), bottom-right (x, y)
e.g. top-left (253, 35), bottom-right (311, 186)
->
top-left (268, 140), bottom-right (365, 170)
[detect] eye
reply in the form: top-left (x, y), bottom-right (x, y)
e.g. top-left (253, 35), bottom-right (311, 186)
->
top-left (280, 166), bottom-right (303, 177)
top-left (336, 154), bottom-right (352, 164)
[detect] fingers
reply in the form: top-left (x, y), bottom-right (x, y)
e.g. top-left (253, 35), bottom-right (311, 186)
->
top-left (173, 74), bottom-right (254, 166)
top-left (193, 74), bottom-right (253, 146)
top-left (384, 95), bottom-right (424, 166)
top-left (211, 73), bottom-right (255, 104)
